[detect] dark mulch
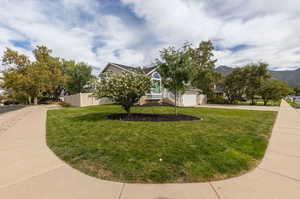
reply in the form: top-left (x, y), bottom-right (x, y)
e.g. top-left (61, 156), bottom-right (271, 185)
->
top-left (107, 113), bottom-right (200, 122)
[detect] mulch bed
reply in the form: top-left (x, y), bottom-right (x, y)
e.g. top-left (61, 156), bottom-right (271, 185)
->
top-left (107, 113), bottom-right (200, 122)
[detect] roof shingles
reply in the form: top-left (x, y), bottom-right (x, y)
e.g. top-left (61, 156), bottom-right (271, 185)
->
top-left (110, 63), bottom-right (156, 74)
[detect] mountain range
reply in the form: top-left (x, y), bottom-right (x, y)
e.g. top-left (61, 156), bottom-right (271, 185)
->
top-left (216, 66), bottom-right (300, 88)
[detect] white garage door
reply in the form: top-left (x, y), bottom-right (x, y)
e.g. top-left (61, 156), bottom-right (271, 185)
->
top-left (182, 94), bottom-right (197, 107)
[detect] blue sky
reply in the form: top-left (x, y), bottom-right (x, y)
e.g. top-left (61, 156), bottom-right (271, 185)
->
top-left (0, 0), bottom-right (299, 73)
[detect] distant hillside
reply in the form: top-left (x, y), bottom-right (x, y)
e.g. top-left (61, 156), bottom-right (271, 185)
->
top-left (215, 65), bottom-right (234, 75)
top-left (216, 66), bottom-right (300, 88)
top-left (271, 69), bottom-right (300, 89)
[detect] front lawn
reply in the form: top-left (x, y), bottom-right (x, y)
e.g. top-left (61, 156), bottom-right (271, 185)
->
top-left (47, 105), bottom-right (277, 183)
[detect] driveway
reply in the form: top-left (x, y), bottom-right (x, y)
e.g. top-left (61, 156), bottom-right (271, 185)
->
top-left (0, 106), bottom-right (33, 137)
top-left (0, 101), bottom-right (300, 199)
top-left (0, 105), bottom-right (25, 115)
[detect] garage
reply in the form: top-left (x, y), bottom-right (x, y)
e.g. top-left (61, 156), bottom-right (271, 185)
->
top-left (182, 94), bottom-right (197, 107)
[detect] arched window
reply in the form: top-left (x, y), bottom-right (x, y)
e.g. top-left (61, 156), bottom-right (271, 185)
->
top-left (150, 72), bottom-right (161, 94)
top-left (152, 72), bottom-right (161, 80)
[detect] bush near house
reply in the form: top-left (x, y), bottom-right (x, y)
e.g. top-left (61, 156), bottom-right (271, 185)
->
top-left (94, 72), bottom-right (151, 114)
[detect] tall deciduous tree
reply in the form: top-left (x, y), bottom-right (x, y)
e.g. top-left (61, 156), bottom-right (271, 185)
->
top-left (243, 62), bottom-right (271, 105)
top-left (94, 72), bottom-right (151, 114)
top-left (156, 44), bottom-right (191, 115)
top-left (293, 88), bottom-right (300, 96)
top-left (223, 67), bottom-right (247, 104)
top-left (189, 41), bottom-right (220, 97)
top-left (33, 46), bottom-right (66, 101)
top-left (259, 80), bottom-right (292, 105)
top-left (1, 48), bottom-right (41, 104)
top-left (62, 60), bottom-right (94, 95)
top-left (1, 46), bottom-right (95, 104)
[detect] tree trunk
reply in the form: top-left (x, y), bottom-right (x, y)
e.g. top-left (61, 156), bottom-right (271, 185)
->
top-left (251, 98), bottom-right (255, 105)
top-left (124, 105), bottom-right (131, 115)
top-left (34, 97), bottom-right (38, 105)
top-left (174, 90), bottom-right (178, 116)
top-left (28, 96), bottom-right (32, 105)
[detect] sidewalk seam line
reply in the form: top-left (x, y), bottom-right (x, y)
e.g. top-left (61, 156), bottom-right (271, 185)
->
top-left (269, 150), bottom-right (300, 159)
top-left (274, 131), bottom-right (300, 136)
top-left (209, 182), bottom-right (222, 199)
top-left (0, 164), bottom-right (65, 189)
top-left (118, 183), bottom-right (125, 199)
top-left (258, 167), bottom-right (300, 183)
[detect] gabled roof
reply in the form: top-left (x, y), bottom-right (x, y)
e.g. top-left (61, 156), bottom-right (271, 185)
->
top-left (109, 63), bottom-right (143, 73)
top-left (101, 63), bottom-right (157, 75)
top-left (143, 66), bottom-right (157, 75)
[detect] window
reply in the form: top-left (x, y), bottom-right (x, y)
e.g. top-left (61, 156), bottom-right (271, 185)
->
top-left (150, 72), bottom-right (161, 94)
top-left (152, 72), bottom-right (161, 80)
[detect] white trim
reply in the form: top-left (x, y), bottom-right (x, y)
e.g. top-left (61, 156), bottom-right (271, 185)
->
top-left (101, 63), bottom-right (133, 74)
top-left (146, 67), bottom-right (157, 76)
top-left (151, 72), bottom-right (161, 80)
top-left (145, 93), bottom-right (163, 100)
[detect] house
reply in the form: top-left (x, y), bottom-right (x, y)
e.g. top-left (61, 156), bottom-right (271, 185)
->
top-left (100, 63), bottom-right (207, 107)
top-left (286, 95), bottom-right (300, 104)
top-left (294, 96), bottom-right (300, 104)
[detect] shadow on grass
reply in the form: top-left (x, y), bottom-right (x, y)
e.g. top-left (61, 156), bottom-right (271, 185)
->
top-left (69, 112), bottom-right (111, 122)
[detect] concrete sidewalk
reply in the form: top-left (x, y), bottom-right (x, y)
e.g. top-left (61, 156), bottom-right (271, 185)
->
top-left (0, 101), bottom-right (299, 199)
top-left (198, 104), bottom-right (280, 111)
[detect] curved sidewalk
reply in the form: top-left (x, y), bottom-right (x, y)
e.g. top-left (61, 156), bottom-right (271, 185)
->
top-left (0, 101), bottom-right (299, 199)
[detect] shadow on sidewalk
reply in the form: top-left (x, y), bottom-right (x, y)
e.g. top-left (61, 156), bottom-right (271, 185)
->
top-left (0, 105), bottom-right (25, 115)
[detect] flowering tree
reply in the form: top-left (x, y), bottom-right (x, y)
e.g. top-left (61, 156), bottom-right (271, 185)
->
top-left (94, 72), bottom-right (151, 114)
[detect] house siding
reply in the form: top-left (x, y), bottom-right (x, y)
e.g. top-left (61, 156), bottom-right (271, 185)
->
top-left (103, 64), bottom-right (126, 74)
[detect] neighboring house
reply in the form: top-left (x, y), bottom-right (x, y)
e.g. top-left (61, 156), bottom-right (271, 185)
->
top-left (286, 95), bottom-right (300, 104)
top-left (294, 96), bottom-right (300, 104)
top-left (100, 63), bottom-right (207, 107)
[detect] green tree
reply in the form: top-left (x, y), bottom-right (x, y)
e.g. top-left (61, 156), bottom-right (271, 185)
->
top-left (189, 41), bottom-right (220, 97)
top-left (243, 62), bottom-right (271, 105)
top-left (62, 60), bottom-right (94, 95)
top-left (260, 80), bottom-right (292, 105)
top-left (156, 44), bottom-right (191, 115)
top-left (1, 46), bottom-right (66, 104)
top-left (1, 48), bottom-right (40, 104)
top-left (1, 46), bottom-right (95, 104)
top-left (33, 46), bottom-right (66, 100)
top-left (94, 72), bottom-right (151, 114)
top-left (223, 67), bottom-right (247, 104)
top-left (293, 88), bottom-right (300, 96)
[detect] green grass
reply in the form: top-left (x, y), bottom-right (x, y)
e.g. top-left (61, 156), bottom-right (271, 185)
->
top-left (47, 105), bottom-right (277, 183)
top-left (238, 99), bottom-right (281, 106)
top-left (287, 101), bottom-right (300, 108)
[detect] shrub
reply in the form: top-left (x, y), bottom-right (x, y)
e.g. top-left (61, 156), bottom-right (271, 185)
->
top-left (94, 72), bottom-right (151, 114)
top-left (58, 102), bottom-right (71, 107)
top-left (4, 99), bottom-right (20, 105)
top-left (38, 96), bottom-right (52, 104)
top-left (208, 95), bottom-right (227, 104)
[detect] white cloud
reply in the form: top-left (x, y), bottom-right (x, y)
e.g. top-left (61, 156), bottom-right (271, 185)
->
top-left (122, 0), bottom-right (300, 69)
top-left (0, 0), bottom-right (151, 73)
top-left (0, 0), bottom-right (299, 73)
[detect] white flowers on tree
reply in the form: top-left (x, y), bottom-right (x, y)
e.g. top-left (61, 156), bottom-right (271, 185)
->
top-left (94, 72), bottom-right (151, 114)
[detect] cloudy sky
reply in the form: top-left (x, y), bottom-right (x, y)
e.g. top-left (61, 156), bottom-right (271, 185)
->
top-left (0, 0), bottom-right (300, 73)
